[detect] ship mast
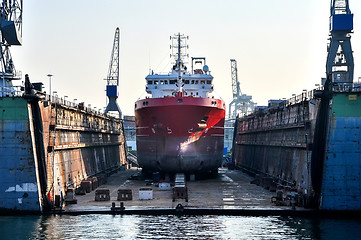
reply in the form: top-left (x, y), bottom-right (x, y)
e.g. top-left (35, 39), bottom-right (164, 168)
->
top-left (176, 34), bottom-right (183, 92)
top-left (170, 33), bottom-right (188, 93)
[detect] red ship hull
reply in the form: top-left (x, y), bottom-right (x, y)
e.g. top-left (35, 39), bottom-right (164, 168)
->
top-left (135, 95), bottom-right (225, 173)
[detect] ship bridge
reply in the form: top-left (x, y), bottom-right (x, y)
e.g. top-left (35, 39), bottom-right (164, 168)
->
top-left (146, 57), bottom-right (214, 98)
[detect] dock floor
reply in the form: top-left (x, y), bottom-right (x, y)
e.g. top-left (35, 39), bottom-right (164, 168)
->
top-left (65, 168), bottom-right (291, 212)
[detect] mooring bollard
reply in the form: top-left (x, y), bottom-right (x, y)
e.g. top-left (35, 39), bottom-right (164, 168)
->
top-left (120, 202), bottom-right (125, 211)
top-left (175, 203), bottom-right (184, 213)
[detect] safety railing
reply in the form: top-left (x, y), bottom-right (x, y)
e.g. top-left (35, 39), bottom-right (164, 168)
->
top-left (331, 83), bottom-right (361, 93)
top-left (46, 93), bottom-right (110, 117)
top-left (252, 82), bottom-right (361, 116)
top-left (0, 85), bottom-right (23, 97)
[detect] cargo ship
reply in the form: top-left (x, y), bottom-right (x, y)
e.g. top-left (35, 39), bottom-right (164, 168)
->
top-left (232, 0), bottom-right (361, 210)
top-left (0, 2), bottom-right (127, 212)
top-left (135, 34), bottom-right (226, 174)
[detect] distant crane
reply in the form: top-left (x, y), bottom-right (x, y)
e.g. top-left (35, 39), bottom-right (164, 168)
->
top-left (228, 59), bottom-right (254, 119)
top-left (326, 0), bottom-right (354, 84)
top-left (104, 27), bottom-right (122, 117)
top-left (0, 0), bottom-right (22, 96)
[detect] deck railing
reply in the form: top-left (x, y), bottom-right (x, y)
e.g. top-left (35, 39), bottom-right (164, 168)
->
top-left (0, 85), bottom-right (23, 97)
top-left (45, 94), bottom-right (110, 117)
top-left (251, 83), bottom-right (361, 115)
top-left (0, 85), bottom-right (113, 119)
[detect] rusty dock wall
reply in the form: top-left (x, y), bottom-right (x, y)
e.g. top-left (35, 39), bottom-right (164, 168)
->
top-left (232, 85), bottom-right (361, 210)
top-left (232, 91), bottom-right (320, 206)
top-left (43, 97), bottom-right (127, 205)
top-left (0, 94), bottom-right (127, 212)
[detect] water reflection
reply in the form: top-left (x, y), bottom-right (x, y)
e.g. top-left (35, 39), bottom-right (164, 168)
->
top-left (136, 215), bottom-right (224, 239)
top-left (1, 215), bottom-right (361, 239)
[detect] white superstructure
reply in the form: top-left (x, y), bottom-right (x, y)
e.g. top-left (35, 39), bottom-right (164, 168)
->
top-left (145, 58), bottom-right (214, 98)
top-left (145, 34), bottom-right (214, 98)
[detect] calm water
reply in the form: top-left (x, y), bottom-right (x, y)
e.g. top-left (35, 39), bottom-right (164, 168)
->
top-left (1, 214), bottom-right (361, 240)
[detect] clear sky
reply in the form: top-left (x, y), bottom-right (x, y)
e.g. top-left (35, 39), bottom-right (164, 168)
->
top-left (10, 0), bottom-right (361, 116)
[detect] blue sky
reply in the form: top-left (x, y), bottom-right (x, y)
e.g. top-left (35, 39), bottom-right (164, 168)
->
top-left (11, 0), bottom-right (361, 116)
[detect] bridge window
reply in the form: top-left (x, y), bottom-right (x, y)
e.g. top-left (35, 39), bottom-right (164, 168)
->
top-left (207, 80), bottom-right (211, 84)
top-left (147, 81), bottom-right (152, 84)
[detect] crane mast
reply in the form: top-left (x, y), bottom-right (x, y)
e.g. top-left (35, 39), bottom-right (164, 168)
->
top-left (104, 27), bottom-right (122, 117)
top-left (326, 0), bottom-right (354, 84)
top-left (228, 59), bottom-right (254, 119)
top-left (0, 0), bottom-right (22, 96)
top-left (231, 59), bottom-right (240, 100)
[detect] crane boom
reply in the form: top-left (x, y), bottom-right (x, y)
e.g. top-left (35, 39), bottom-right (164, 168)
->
top-left (104, 27), bottom-right (122, 117)
top-left (106, 27), bottom-right (120, 86)
top-left (230, 59), bottom-right (240, 100)
top-left (228, 59), bottom-right (254, 119)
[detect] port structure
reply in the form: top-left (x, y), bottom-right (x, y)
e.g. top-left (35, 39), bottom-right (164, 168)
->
top-left (326, 0), bottom-right (354, 84)
top-left (228, 59), bottom-right (254, 120)
top-left (104, 27), bottom-right (122, 117)
top-left (0, 0), bottom-right (22, 96)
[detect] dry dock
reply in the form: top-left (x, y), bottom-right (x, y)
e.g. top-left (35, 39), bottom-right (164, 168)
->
top-left (64, 168), bottom-right (294, 213)
top-left (56, 168), bottom-right (361, 219)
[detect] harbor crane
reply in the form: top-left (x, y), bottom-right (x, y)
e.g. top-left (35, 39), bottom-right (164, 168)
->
top-left (104, 27), bottom-right (122, 117)
top-left (228, 59), bottom-right (254, 119)
top-left (0, 0), bottom-right (22, 96)
top-left (326, 0), bottom-right (354, 84)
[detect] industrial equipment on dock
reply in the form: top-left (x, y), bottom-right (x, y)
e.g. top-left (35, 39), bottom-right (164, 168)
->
top-left (0, 0), bottom-right (22, 96)
top-left (326, 0), bottom-right (354, 84)
top-left (228, 59), bottom-right (254, 120)
top-left (225, 59), bottom-right (255, 154)
top-left (104, 27), bottom-right (122, 118)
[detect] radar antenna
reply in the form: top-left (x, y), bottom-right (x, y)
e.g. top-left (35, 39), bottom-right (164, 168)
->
top-left (326, 0), bottom-right (354, 84)
top-left (104, 27), bottom-right (122, 117)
